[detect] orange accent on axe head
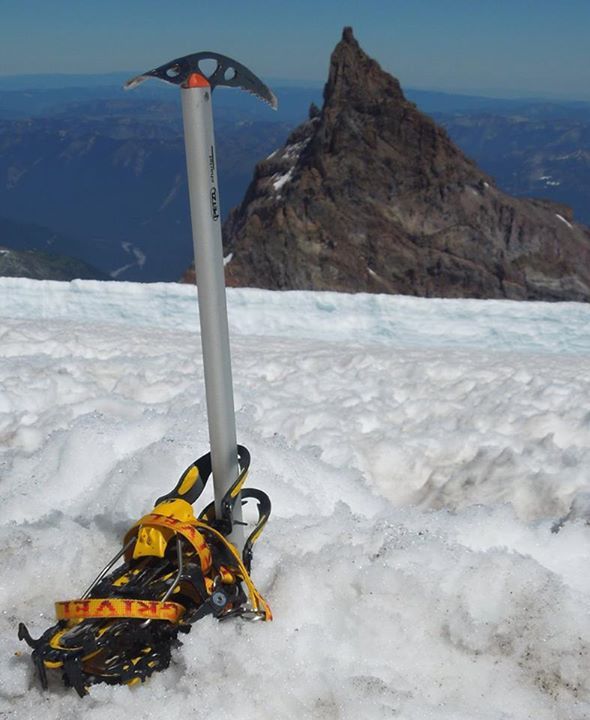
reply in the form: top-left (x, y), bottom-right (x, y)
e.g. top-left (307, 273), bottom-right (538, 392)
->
top-left (185, 72), bottom-right (210, 88)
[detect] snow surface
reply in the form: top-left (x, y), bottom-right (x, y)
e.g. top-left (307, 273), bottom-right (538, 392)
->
top-left (1, 278), bottom-right (590, 719)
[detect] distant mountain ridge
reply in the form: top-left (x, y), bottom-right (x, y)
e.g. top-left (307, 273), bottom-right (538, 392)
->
top-left (0, 246), bottom-right (107, 281)
top-left (0, 217), bottom-right (106, 280)
top-left (2, 71), bottom-right (589, 114)
top-left (1, 65), bottom-right (589, 285)
top-left (0, 108), bottom-right (290, 281)
top-left (439, 114), bottom-right (590, 227)
top-left (219, 28), bottom-right (590, 301)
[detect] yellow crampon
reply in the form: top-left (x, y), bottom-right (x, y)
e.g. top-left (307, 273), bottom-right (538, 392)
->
top-left (18, 445), bottom-right (271, 696)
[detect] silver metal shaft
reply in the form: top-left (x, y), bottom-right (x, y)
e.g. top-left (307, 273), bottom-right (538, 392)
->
top-left (181, 83), bottom-right (243, 545)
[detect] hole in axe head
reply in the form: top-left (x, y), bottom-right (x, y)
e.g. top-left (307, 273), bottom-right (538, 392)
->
top-left (166, 65), bottom-right (181, 78)
top-left (224, 67), bottom-right (237, 81)
top-left (198, 58), bottom-right (218, 77)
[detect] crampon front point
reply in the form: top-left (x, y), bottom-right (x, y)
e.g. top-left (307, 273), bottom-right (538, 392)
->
top-left (18, 445), bottom-right (271, 696)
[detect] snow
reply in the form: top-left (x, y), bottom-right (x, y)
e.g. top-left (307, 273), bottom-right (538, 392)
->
top-left (556, 213), bottom-right (574, 229)
top-left (283, 138), bottom-right (310, 161)
top-left (1, 277), bottom-right (590, 719)
top-left (272, 167), bottom-right (294, 192)
top-left (270, 138), bottom-right (309, 194)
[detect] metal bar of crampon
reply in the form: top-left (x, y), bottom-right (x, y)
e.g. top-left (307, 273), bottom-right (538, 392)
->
top-left (126, 53), bottom-right (277, 546)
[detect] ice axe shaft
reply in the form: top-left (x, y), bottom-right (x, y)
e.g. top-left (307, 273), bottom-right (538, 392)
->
top-left (126, 54), bottom-right (276, 547)
top-left (181, 77), bottom-right (242, 540)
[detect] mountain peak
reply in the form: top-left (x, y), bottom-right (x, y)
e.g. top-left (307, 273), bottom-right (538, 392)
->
top-left (341, 26), bottom-right (356, 44)
top-left (324, 26), bottom-right (404, 107)
top-left (222, 30), bottom-right (590, 301)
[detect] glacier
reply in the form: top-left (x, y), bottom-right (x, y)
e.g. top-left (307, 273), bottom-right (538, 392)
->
top-left (0, 277), bottom-right (589, 719)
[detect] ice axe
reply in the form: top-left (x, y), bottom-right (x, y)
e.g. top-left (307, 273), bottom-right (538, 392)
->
top-left (126, 54), bottom-right (277, 546)
top-left (17, 54), bottom-right (277, 695)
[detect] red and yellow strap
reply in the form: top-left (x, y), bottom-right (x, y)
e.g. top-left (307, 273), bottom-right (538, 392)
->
top-left (121, 512), bottom-right (271, 621)
top-left (56, 598), bottom-right (185, 623)
top-left (124, 512), bottom-right (213, 574)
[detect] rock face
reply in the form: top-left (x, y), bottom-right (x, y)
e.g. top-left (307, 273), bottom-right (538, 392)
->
top-left (222, 27), bottom-right (590, 300)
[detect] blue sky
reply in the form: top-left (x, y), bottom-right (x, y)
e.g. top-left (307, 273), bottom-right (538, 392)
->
top-left (1, 0), bottom-right (589, 99)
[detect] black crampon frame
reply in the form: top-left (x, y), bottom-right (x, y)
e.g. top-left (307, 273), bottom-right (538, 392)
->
top-left (18, 445), bottom-right (271, 696)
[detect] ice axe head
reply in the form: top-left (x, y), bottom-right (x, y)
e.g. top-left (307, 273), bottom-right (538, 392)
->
top-left (124, 51), bottom-right (277, 109)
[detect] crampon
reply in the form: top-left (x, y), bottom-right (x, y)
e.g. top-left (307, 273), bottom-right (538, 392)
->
top-left (18, 445), bottom-right (271, 696)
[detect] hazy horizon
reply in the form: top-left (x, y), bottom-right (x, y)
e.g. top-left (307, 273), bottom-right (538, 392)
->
top-left (0, 70), bottom-right (588, 105)
top-left (1, 1), bottom-right (589, 101)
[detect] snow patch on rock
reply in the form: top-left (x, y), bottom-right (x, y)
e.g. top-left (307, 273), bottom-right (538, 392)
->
top-left (272, 167), bottom-right (294, 192)
top-left (556, 213), bottom-right (573, 229)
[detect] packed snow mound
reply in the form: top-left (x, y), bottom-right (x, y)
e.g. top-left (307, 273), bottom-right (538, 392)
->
top-left (1, 278), bottom-right (589, 719)
top-left (2, 276), bottom-right (590, 352)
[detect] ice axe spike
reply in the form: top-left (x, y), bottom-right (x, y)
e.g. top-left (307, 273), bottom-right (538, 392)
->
top-left (124, 51), bottom-right (278, 109)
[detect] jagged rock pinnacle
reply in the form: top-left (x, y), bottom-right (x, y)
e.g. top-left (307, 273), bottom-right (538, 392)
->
top-left (324, 25), bottom-right (404, 108)
top-left (218, 29), bottom-right (590, 301)
top-left (341, 26), bottom-right (356, 44)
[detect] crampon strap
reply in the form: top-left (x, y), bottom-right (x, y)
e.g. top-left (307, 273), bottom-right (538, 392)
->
top-left (55, 598), bottom-right (185, 623)
top-left (124, 513), bottom-right (213, 574)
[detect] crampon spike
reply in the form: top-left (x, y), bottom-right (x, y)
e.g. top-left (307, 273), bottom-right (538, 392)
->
top-left (18, 622), bottom-right (42, 649)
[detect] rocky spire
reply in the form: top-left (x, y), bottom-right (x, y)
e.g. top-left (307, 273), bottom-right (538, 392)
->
top-left (323, 27), bottom-right (404, 108)
top-left (219, 28), bottom-right (590, 301)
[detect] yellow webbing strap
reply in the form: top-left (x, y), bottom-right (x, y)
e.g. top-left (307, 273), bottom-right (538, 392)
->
top-left (120, 512), bottom-right (271, 620)
top-left (192, 520), bottom-right (273, 621)
top-left (124, 513), bottom-right (213, 574)
top-left (55, 598), bottom-right (185, 623)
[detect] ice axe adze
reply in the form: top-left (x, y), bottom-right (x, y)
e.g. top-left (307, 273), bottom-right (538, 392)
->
top-left (127, 53), bottom-right (277, 547)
